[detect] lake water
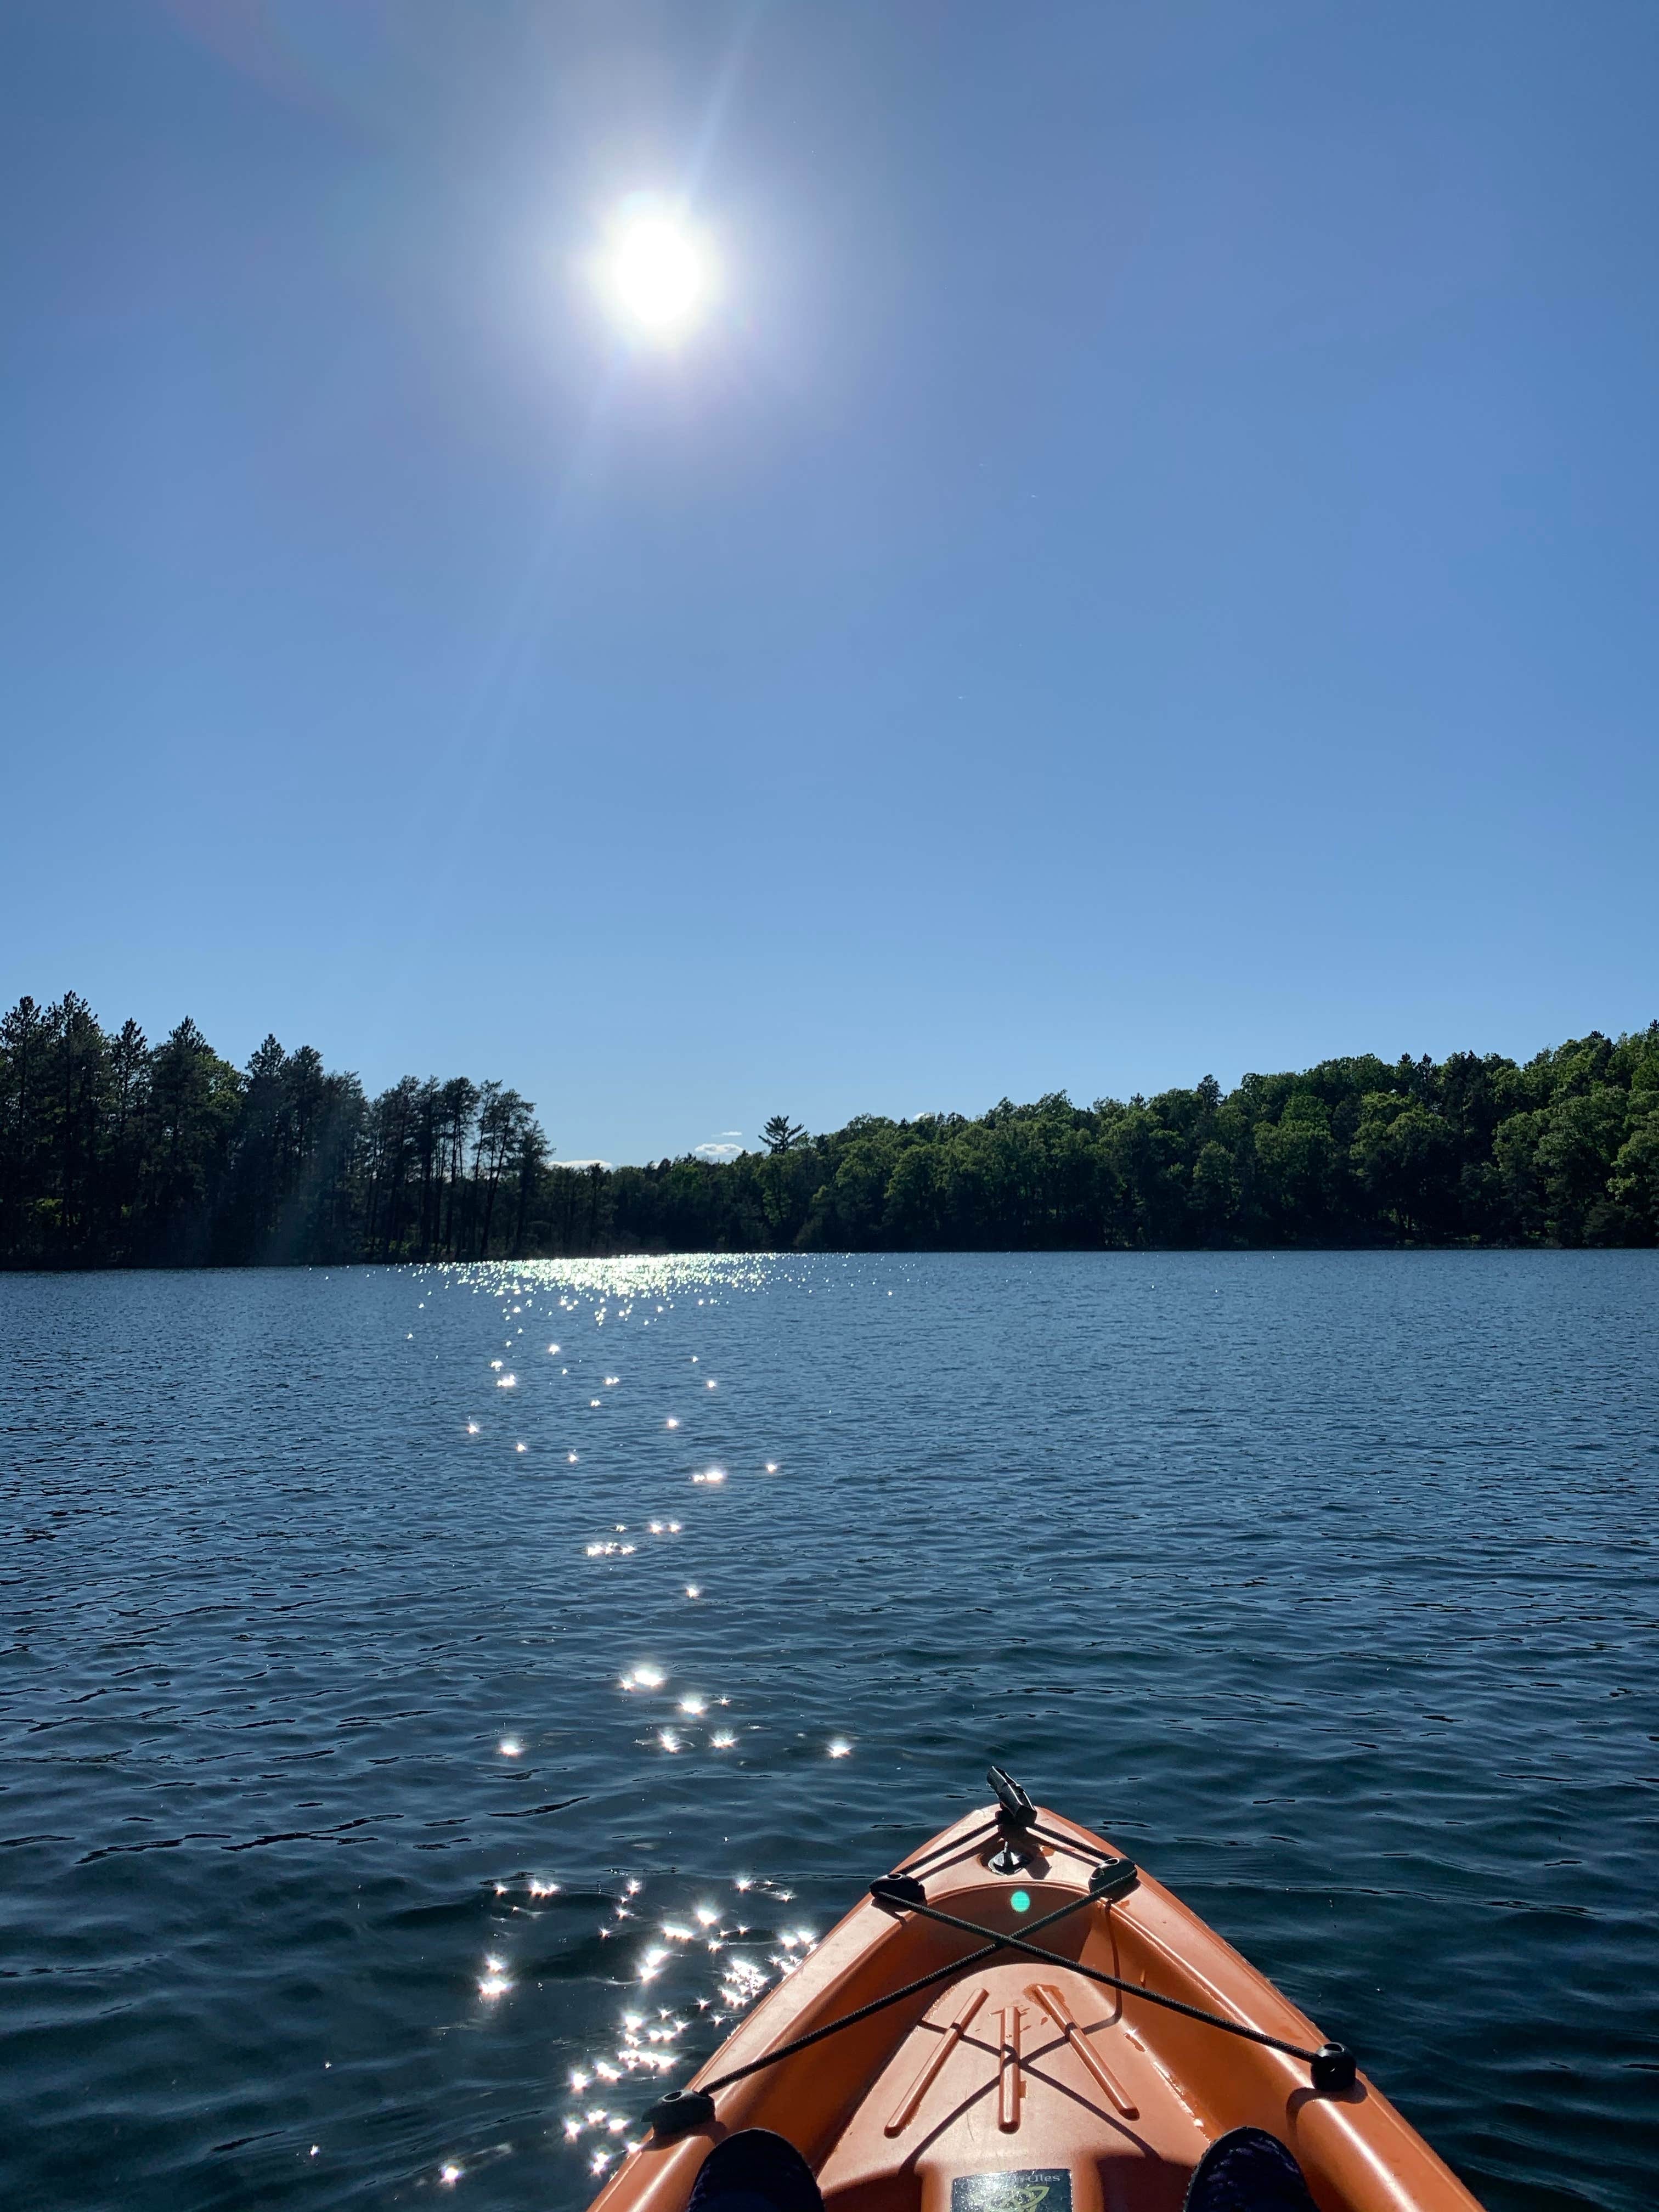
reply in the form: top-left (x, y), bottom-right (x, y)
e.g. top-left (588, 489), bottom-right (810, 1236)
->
top-left (2, 1254), bottom-right (1656, 2212)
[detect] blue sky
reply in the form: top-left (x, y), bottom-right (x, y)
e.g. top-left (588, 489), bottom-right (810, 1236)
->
top-left (2, 1), bottom-right (1655, 1165)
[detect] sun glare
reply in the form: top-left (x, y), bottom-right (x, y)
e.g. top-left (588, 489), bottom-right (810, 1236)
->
top-left (595, 205), bottom-right (716, 343)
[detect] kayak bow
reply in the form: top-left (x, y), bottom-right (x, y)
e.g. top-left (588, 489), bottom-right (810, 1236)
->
top-left (589, 1773), bottom-right (1481, 2212)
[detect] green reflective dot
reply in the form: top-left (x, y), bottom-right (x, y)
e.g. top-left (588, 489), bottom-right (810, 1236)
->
top-left (1010, 1889), bottom-right (1031, 1914)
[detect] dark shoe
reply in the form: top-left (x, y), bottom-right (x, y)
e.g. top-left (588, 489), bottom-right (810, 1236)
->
top-left (686, 2129), bottom-right (825, 2212)
top-left (1184, 2128), bottom-right (1318, 2212)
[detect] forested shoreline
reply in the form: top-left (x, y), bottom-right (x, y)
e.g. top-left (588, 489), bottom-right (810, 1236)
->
top-left (2, 993), bottom-right (1657, 1266)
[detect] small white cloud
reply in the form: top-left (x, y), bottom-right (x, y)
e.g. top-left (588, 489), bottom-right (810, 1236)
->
top-left (694, 1131), bottom-right (744, 1163)
top-left (557, 1159), bottom-right (613, 1172)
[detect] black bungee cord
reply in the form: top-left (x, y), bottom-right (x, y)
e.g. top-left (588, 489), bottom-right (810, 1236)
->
top-left (643, 1773), bottom-right (1356, 2145)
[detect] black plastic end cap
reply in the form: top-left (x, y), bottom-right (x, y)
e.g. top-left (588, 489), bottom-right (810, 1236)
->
top-left (870, 1874), bottom-right (927, 1914)
top-left (987, 1765), bottom-right (1037, 1828)
top-left (1088, 1857), bottom-right (1139, 1901)
top-left (1310, 2043), bottom-right (1357, 2095)
top-left (644, 2089), bottom-right (716, 2142)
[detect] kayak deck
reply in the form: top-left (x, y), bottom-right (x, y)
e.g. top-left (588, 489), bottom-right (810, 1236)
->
top-left (591, 1799), bottom-right (1482, 2212)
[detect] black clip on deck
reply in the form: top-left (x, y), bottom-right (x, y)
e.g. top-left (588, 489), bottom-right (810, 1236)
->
top-left (986, 1764), bottom-right (1037, 1874)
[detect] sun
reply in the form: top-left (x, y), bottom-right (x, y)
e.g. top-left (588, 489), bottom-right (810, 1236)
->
top-left (594, 203), bottom-right (717, 343)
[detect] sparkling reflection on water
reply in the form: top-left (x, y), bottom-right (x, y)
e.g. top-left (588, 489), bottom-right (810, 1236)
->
top-left (2, 1253), bottom-right (1657, 2211)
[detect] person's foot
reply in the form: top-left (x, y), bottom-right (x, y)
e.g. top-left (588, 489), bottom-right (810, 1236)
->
top-left (1183, 2127), bottom-right (1319, 2212)
top-left (686, 2129), bottom-right (825, 2212)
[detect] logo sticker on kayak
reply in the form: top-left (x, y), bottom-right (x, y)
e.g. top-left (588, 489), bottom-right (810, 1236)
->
top-left (952, 2170), bottom-right (1071, 2212)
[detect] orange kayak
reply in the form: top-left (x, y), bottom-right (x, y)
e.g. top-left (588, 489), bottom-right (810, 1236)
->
top-left (590, 1773), bottom-right (1482, 2212)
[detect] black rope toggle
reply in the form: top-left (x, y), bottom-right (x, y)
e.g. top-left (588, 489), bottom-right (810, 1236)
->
top-left (1088, 1858), bottom-right (1139, 1901)
top-left (641, 2087), bottom-right (716, 2140)
top-left (871, 1874), bottom-right (927, 1913)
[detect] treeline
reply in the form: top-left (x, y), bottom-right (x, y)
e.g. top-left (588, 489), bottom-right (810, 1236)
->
top-left (0, 996), bottom-right (549, 1267)
top-left (2, 992), bottom-right (1657, 1267)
